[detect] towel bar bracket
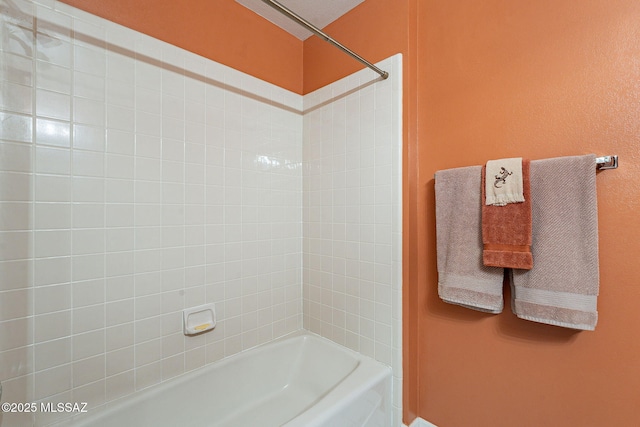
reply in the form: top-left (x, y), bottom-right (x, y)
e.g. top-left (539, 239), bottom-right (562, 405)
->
top-left (596, 155), bottom-right (618, 170)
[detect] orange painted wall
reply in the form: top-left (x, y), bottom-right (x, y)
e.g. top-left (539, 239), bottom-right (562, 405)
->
top-left (301, 0), bottom-right (409, 94)
top-left (59, 0), bottom-right (303, 93)
top-left (416, 0), bottom-right (640, 426)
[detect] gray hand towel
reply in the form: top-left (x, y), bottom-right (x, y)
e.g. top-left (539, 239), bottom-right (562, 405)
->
top-left (435, 166), bottom-right (505, 313)
top-left (511, 155), bottom-right (599, 330)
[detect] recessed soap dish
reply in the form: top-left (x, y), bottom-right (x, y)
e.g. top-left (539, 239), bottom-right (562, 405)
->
top-left (183, 304), bottom-right (216, 336)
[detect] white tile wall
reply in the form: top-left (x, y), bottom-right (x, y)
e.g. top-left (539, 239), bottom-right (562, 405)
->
top-left (0, 0), bottom-right (303, 425)
top-left (302, 54), bottom-right (403, 426)
top-left (1, 0), bottom-right (402, 426)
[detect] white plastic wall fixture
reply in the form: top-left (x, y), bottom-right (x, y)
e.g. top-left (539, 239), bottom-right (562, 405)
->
top-left (183, 304), bottom-right (216, 336)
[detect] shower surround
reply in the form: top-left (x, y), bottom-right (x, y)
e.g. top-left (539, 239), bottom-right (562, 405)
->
top-left (0, 0), bottom-right (402, 425)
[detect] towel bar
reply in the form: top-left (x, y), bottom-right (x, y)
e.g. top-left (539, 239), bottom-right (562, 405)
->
top-left (595, 155), bottom-right (618, 170)
top-left (434, 155), bottom-right (619, 179)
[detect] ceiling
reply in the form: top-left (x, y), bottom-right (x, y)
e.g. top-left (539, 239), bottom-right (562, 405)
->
top-left (235, 0), bottom-right (366, 40)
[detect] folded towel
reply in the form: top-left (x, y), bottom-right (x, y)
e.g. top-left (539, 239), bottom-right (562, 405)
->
top-left (482, 159), bottom-right (533, 269)
top-left (485, 157), bottom-right (525, 206)
top-left (511, 155), bottom-right (599, 330)
top-left (435, 166), bottom-right (505, 313)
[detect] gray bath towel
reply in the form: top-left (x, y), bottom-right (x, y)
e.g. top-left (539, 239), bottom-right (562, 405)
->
top-left (435, 166), bottom-right (505, 313)
top-left (511, 155), bottom-right (600, 330)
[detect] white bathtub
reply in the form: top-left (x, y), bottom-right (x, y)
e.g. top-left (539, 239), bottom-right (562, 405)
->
top-left (64, 332), bottom-right (392, 427)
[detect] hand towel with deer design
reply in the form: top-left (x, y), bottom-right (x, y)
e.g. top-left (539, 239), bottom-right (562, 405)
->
top-left (482, 158), bottom-right (533, 270)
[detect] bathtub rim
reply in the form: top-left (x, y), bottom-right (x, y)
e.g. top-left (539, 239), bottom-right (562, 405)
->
top-left (282, 336), bottom-right (392, 427)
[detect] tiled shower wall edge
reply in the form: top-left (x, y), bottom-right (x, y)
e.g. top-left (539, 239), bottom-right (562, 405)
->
top-left (1, 0), bottom-right (303, 425)
top-left (302, 54), bottom-right (403, 426)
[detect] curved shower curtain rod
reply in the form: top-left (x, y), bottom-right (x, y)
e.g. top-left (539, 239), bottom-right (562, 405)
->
top-left (261, 0), bottom-right (389, 80)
